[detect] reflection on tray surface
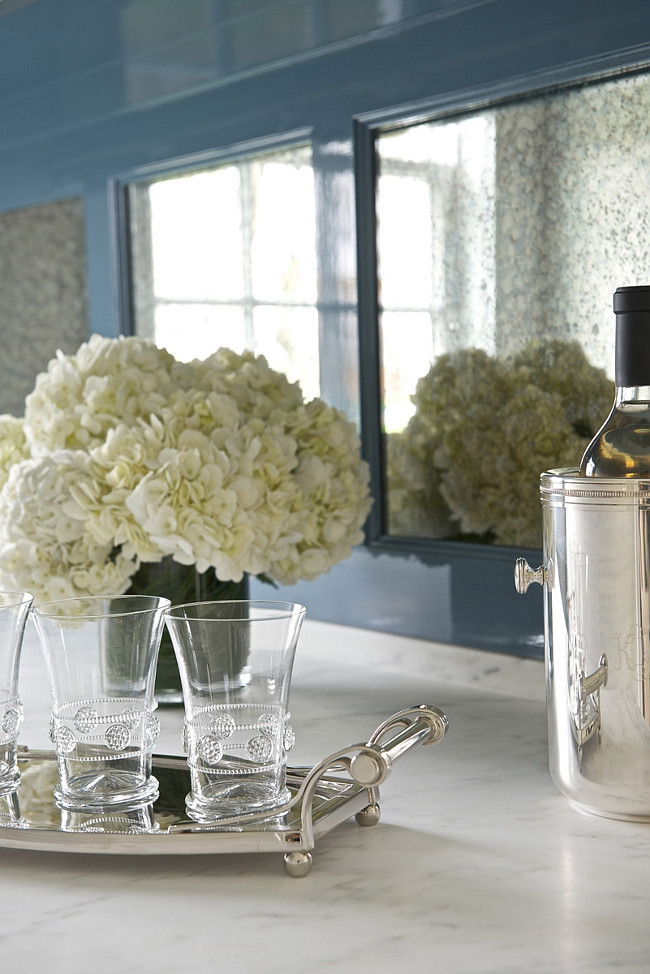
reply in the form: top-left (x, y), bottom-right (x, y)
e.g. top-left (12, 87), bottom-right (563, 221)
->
top-left (0, 754), bottom-right (351, 836)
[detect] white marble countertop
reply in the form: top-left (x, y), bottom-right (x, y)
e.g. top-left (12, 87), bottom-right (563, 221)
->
top-left (3, 618), bottom-right (650, 973)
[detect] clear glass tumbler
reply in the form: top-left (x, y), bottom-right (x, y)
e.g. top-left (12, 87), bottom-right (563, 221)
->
top-left (166, 600), bottom-right (306, 822)
top-left (59, 802), bottom-right (158, 834)
top-left (32, 594), bottom-right (170, 810)
top-left (0, 591), bottom-right (33, 802)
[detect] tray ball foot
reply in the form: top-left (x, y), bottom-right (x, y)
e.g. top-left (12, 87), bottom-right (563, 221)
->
top-left (283, 850), bottom-right (313, 878)
top-left (355, 802), bottom-right (381, 827)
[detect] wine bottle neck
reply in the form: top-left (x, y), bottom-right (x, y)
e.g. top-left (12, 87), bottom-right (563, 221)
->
top-left (615, 311), bottom-right (650, 387)
top-left (615, 385), bottom-right (650, 405)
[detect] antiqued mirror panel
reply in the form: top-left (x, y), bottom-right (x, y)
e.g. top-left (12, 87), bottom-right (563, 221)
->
top-left (377, 70), bottom-right (650, 549)
top-left (0, 197), bottom-right (89, 417)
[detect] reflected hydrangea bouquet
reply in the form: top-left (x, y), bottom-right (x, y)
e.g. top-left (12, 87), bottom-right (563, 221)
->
top-left (0, 336), bottom-right (371, 602)
top-left (387, 339), bottom-right (613, 547)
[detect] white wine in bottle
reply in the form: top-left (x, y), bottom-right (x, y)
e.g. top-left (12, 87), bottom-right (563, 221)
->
top-left (580, 285), bottom-right (650, 477)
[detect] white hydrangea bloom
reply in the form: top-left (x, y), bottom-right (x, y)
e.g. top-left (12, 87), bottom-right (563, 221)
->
top-left (0, 452), bottom-right (138, 602)
top-left (122, 415), bottom-right (299, 581)
top-left (265, 399), bottom-right (372, 585)
top-left (1, 336), bottom-right (372, 596)
top-left (23, 334), bottom-right (181, 454)
top-left (80, 421), bottom-right (169, 563)
top-left (0, 414), bottom-right (30, 489)
top-left (190, 347), bottom-right (304, 416)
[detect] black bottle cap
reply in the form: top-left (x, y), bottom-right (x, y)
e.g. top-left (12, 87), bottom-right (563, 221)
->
top-left (614, 285), bottom-right (650, 386)
top-left (614, 285), bottom-right (650, 314)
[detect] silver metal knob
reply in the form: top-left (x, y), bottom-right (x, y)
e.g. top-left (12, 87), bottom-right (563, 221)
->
top-left (514, 557), bottom-right (547, 594)
top-left (350, 748), bottom-right (387, 786)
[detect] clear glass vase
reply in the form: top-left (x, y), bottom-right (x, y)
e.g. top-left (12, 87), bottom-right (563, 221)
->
top-left (127, 558), bottom-right (249, 705)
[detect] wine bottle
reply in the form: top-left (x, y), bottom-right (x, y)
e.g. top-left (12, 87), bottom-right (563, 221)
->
top-left (580, 285), bottom-right (650, 477)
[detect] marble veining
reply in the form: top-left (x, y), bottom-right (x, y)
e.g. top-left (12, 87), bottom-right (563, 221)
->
top-left (3, 619), bottom-right (649, 973)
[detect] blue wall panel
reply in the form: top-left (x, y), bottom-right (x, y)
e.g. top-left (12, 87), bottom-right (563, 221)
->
top-left (1, 0), bottom-right (649, 656)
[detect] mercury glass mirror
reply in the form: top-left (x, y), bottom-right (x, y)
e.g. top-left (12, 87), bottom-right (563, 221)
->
top-left (0, 196), bottom-right (89, 416)
top-left (376, 69), bottom-right (650, 550)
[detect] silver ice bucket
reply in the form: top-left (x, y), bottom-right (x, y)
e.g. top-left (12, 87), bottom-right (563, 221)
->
top-left (516, 467), bottom-right (650, 820)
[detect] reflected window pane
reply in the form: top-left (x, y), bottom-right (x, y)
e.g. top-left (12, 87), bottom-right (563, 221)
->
top-left (253, 304), bottom-right (319, 402)
top-left (128, 142), bottom-right (320, 395)
top-left (154, 303), bottom-right (247, 362)
top-left (381, 311), bottom-right (433, 432)
top-left (250, 155), bottom-right (317, 304)
top-left (377, 73), bottom-right (650, 547)
top-left (149, 168), bottom-right (243, 301)
top-left (377, 174), bottom-right (432, 309)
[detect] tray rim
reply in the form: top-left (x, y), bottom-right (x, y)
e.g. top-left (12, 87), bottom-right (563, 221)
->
top-left (0, 749), bottom-right (371, 857)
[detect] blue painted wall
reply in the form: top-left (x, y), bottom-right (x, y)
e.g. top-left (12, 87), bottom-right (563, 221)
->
top-left (2, 0), bottom-right (650, 655)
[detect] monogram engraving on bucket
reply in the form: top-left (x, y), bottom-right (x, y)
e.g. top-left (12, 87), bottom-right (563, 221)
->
top-left (49, 698), bottom-right (160, 758)
top-left (612, 624), bottom-right (650, 682)
top-left (184, 704), bottom-right (295, 775)
top-left (610, 623), bottom-right (650, 726)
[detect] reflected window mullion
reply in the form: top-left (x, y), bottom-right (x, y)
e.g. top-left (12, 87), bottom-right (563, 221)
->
top-left (239, 160), bottom-right (256, 350)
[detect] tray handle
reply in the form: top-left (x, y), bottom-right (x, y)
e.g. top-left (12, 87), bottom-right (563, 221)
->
top-left (166, 703), bottom-right (449, 880)
top-left (348, 703), bottom-right (448, 786)
top-left (295, 704), bottom-right (448, 849)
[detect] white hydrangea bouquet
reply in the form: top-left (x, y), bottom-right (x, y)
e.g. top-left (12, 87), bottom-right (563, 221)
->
top-left (0, 335), bottom-right (372, 604)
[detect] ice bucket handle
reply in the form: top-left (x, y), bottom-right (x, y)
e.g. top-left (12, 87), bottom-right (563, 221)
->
top-left (514, 558), bottom-right (547, 594)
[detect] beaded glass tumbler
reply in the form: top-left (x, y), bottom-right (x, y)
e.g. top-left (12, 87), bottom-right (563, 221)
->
top-left (32, 595), bottom-right (170, 810)
top-left (0, 592), bottom-right (33, 812)
top-left (166, 600), bottom-right (306, 822)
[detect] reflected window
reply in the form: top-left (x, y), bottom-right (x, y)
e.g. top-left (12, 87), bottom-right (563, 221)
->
top-left (128, 143), bottom-right (320, 400)
top-left (376, 72), bottom-right (650, 547)
top-left (377, 116), bottom-right (496, 433)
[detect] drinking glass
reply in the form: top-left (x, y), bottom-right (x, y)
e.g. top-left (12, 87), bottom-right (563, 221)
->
top-left (166, 600), bottom-right (306, 822)
top-left (32, 594), bottom-right (170, 810)
top-left (0, 591), bottom-right (33, 801)
top-left (59, 802), bottom-right (158, 834)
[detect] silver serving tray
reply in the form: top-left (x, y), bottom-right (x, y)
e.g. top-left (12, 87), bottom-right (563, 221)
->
top-left (0, 705), bottom-right (448, 876)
